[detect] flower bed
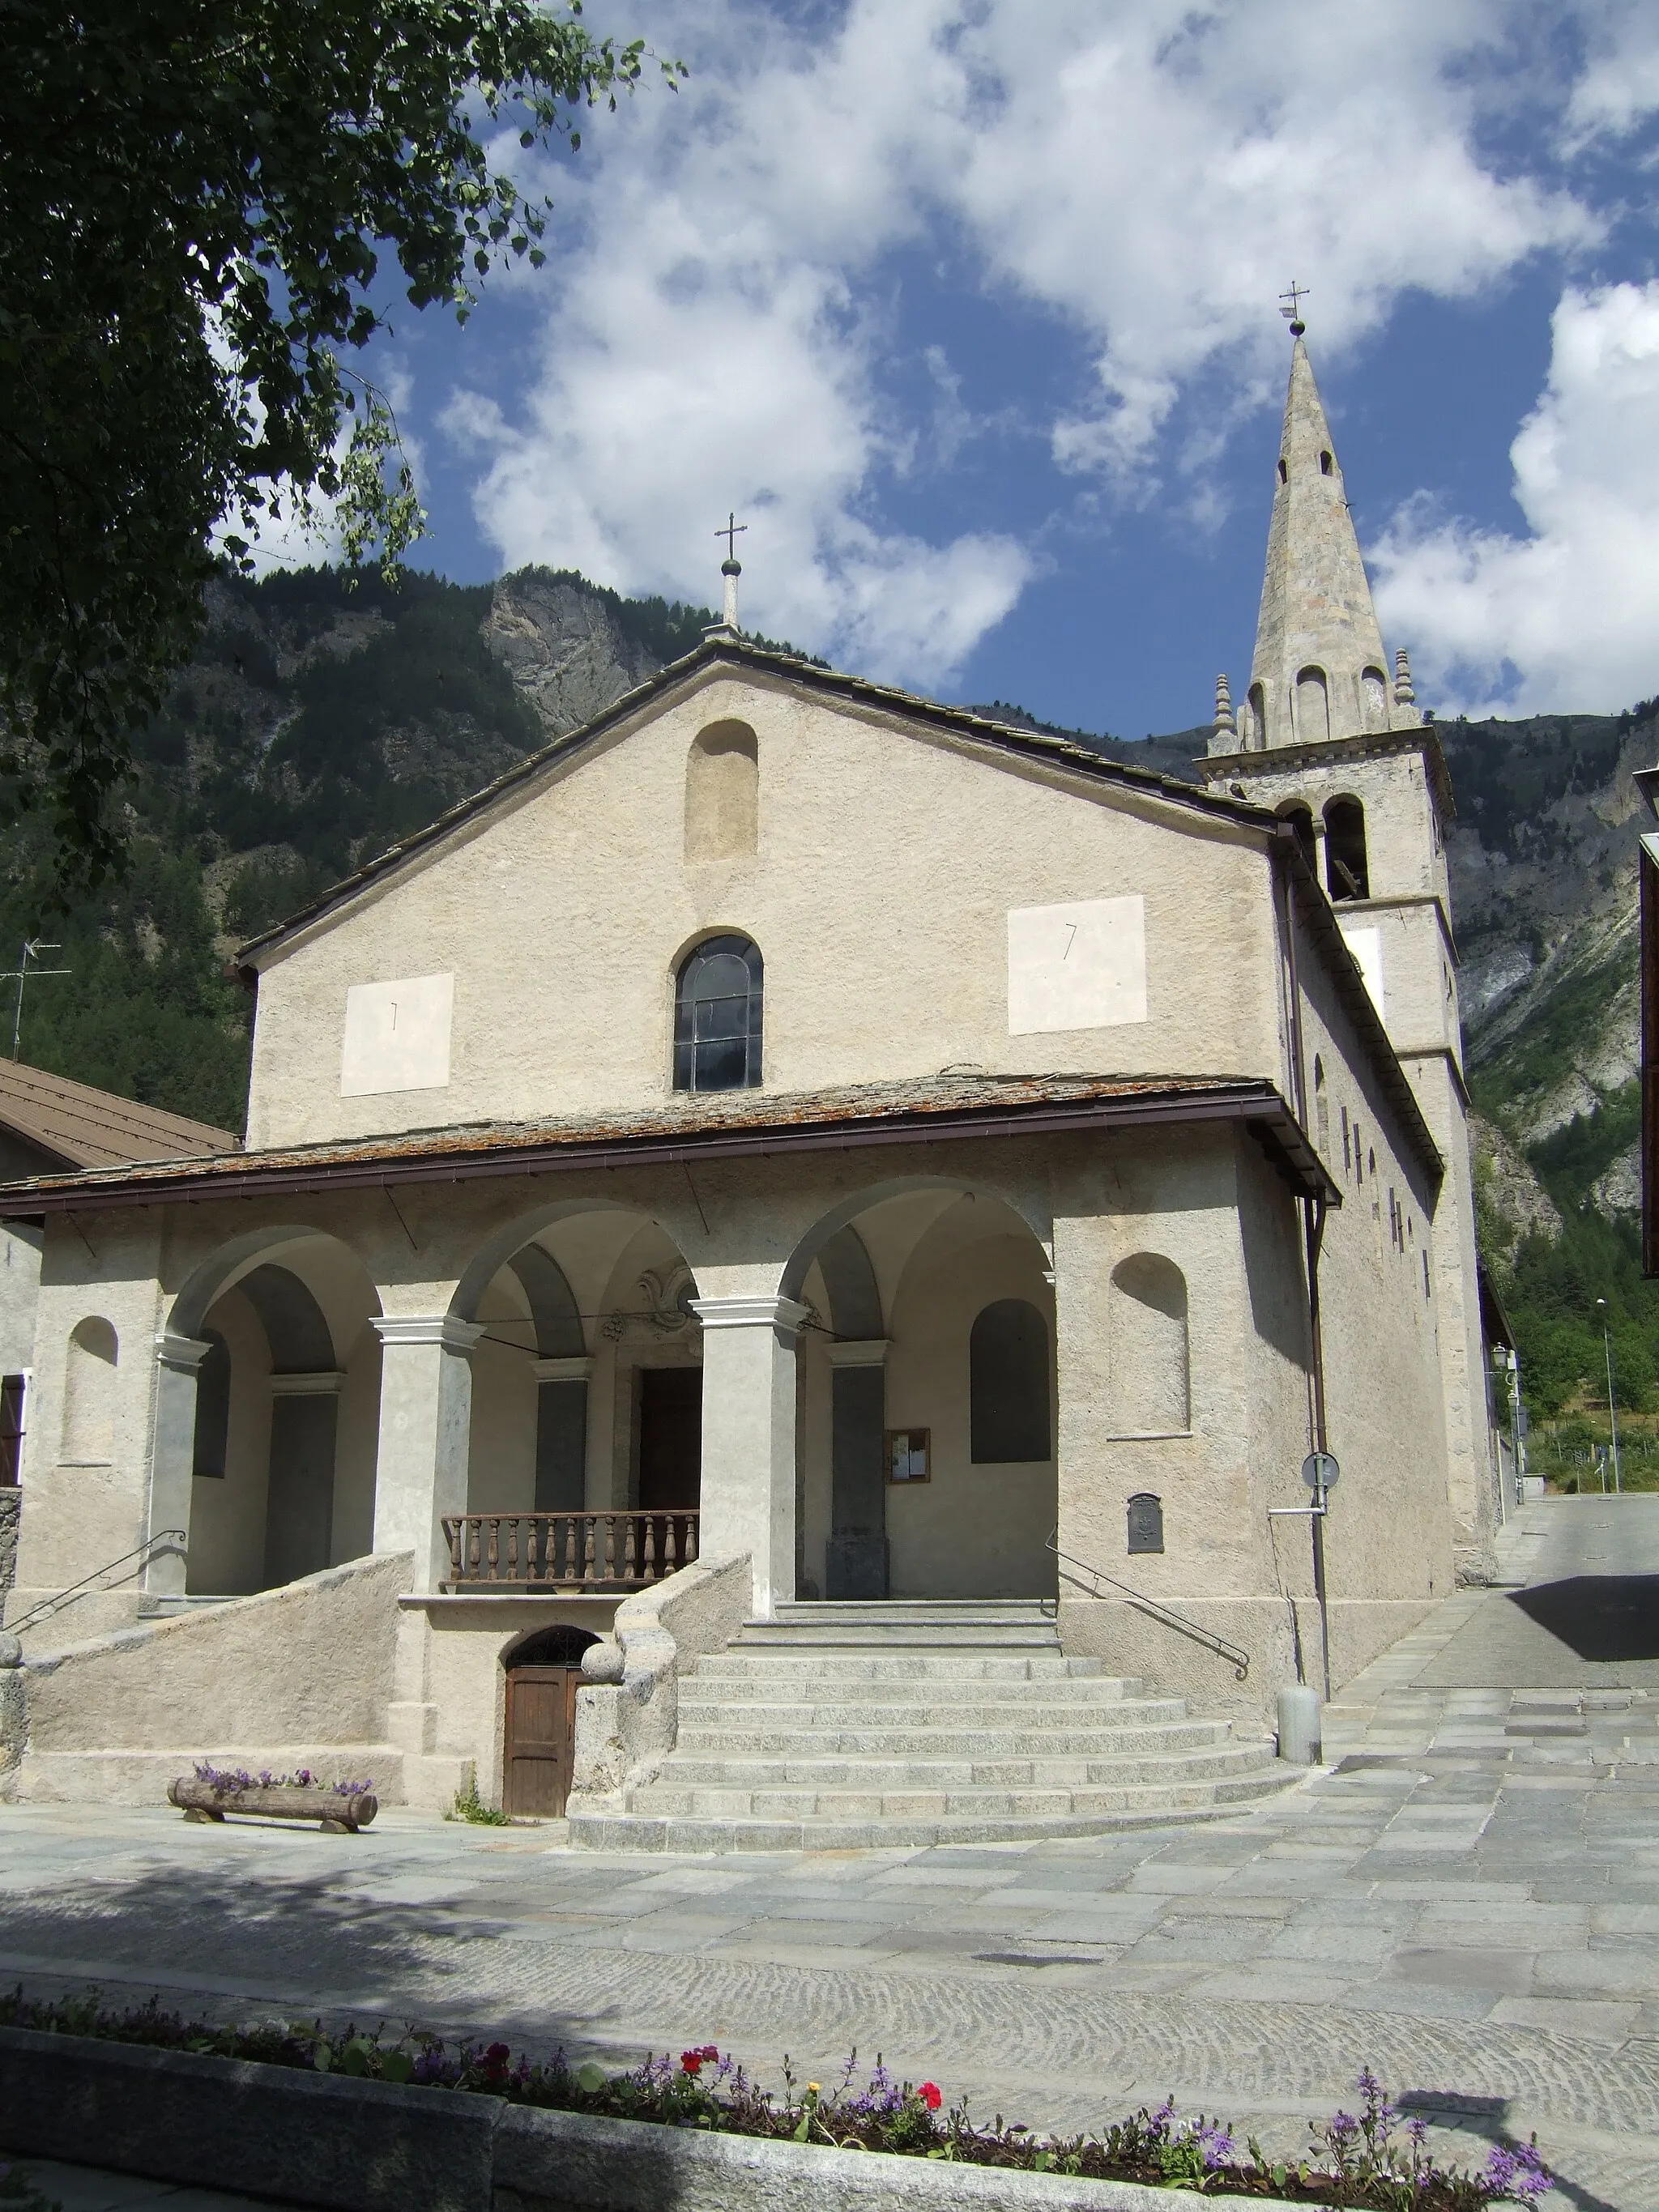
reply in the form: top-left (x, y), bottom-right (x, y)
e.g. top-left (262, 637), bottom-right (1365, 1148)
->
top-left (166, 1763), bottom-right (377, 1831)
top-left (0, 1992), bottom-right (1546, 2207)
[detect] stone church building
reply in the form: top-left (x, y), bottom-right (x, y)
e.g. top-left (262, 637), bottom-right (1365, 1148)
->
top-left (0, 337), bottom-right (1500, 1845)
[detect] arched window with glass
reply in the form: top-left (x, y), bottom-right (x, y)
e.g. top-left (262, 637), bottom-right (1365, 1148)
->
top-left (673, 935), bottom-right (764, 1092)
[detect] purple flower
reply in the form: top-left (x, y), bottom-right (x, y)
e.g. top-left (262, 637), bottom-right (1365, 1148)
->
top-left (1197, 2122), bottom-right (1235, 2171)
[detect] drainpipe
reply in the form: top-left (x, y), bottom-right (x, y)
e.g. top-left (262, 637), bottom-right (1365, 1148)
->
top-left (1275, 829), bottom-right (1334, 1704)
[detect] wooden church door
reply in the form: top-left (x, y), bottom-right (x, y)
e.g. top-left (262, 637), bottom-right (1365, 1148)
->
top-left (501, 1627), bottom-right (599, 1818)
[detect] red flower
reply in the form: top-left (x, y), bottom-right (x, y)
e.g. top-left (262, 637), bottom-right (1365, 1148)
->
top-left (680, 2052), bottom-right (703, 2075)
top-left (482, 2043), bottom-right (511, 2078)
top-left (919, 2082), bottom-right (942, 2112)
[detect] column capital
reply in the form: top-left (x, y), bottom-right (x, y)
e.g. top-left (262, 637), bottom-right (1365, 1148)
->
top-left (690, 1294), bottom-right (811, 1339)
top-left (371, 1315), bottom-right (486, 1353)
top-left (153, 1330), bottom-right (211, 1375)
top-left (826, 1337), bottom-right (890, 1368)
top-left (533, 1354), bottom-right (595, 1383)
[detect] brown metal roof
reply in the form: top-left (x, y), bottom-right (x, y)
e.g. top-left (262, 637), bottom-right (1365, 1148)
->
top-left (0, 1059), bottom-right (239, 1170)
top-left (0, 1072), bottom-right (1339, 1213)
top-left (233, 637), bottom-right (1273, 965)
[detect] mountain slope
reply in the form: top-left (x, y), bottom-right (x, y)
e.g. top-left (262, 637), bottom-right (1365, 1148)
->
top-left (0, 563), bottom-right (1653, 1421)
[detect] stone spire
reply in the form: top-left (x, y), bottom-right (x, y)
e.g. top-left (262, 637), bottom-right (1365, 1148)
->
top-left (1239, 335), bottom-right (1417, 751)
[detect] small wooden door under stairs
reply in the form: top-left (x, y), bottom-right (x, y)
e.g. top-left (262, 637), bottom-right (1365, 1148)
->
top-left (502, 1626), bottom-right (598, 1818)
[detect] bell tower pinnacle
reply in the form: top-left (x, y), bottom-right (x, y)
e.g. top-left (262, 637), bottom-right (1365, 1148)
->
top-left (1222, 317), bottom-right (1419, 757)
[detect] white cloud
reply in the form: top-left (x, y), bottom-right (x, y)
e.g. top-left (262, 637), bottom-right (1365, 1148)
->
top-left (445, 0), bottom-right (1606, 688)
top-left (1565, 0), bottom-right (1659, 142)
top-left (1371, 283), bottom-right (1659, 715)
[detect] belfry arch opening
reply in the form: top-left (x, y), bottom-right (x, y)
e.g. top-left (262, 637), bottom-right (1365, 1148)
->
top-left (1324, 796), bottom-right (1370, 900)
top-left (1276, 799), bottom-right (1317, 874)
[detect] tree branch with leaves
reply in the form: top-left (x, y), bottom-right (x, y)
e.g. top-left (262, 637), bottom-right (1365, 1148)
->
top-left (0, 0), bottom-right (678, 884)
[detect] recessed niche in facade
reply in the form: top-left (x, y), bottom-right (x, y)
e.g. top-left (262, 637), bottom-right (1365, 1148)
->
top-left (685, 720), bottom-right (759, 863)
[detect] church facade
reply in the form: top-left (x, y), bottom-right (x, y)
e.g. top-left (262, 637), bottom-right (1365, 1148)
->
top-left (0, 338), bottom-right (1499, 1821)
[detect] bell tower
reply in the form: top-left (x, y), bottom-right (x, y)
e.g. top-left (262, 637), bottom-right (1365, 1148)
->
top-left (1201, 313), bottom-right (1499, 1579)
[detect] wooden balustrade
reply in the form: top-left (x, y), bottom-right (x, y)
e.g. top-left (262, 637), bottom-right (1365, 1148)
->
top-left (440, 1510), bottom-right (699, 1591)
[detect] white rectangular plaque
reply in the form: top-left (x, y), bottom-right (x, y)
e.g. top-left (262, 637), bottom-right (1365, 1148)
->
top-left (1338, 925), bottom-right (1384, 1022)
top-left (1008, 897), bottom-right (1147, 1034)
top-left (339, 972), bottom-right (454, 1097)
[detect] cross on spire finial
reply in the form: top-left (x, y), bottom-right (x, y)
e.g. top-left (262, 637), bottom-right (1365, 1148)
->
top-left (716, 511), bottom-right (747, 565)
top-left (1279, 280), bottom-right (1309, 337)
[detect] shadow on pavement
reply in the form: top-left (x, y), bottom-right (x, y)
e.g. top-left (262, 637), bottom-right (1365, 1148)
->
top-left (1507, 1575), bottom-right (1659, 1663)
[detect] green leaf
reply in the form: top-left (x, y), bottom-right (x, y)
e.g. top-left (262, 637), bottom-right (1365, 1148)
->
top-left (382, 2050), bottom-right (414, 2084)
top-left (576, 2061), bottom-right (608, 2093)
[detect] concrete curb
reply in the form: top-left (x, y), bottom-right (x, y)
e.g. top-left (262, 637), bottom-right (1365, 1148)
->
top-left (0, 2027), bottom-right (1291, 2212)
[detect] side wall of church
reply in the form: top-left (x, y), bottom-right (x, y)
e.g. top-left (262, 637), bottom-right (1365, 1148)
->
top-left (243, 671), bottom-right (1286, 1148)
top-left (5, 1217), bottom-right (168, 1640)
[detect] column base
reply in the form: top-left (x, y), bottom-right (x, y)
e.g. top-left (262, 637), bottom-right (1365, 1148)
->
top-left (825, 1533), bottom-right (889, 1600)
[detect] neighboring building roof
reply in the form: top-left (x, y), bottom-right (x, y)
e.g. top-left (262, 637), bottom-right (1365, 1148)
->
top-left (0, 1072), bottom-right (1341, 1213)
top-left (0, 1059), bottom-right (239, 1170)
top-left (233, 635), bottom-right (1274, 965)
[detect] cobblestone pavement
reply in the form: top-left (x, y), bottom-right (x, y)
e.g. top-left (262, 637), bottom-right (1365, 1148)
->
top-left (2, 1498), bottom-right (1657, 2210)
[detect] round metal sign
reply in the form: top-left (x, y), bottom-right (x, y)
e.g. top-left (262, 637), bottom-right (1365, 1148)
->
top-left (1301, 1451), bottom-right (1341, 1493)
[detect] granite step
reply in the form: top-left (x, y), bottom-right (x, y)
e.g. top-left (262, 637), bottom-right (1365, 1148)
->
top-left (650, 1741), bottom-right (1270, 1790)
top-left (675, 1720), bottom-right (1222, 1758)
top-left (568, 1600), bottom-right (1290, 1854)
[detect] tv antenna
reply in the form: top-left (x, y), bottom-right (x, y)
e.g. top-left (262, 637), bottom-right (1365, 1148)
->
top-left (0, 940), bottom-right (72, 1059)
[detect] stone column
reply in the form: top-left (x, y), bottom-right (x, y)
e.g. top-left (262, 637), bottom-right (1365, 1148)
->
top-left (692, 1294), bottom-right (808, 1619)
top-left (825, 1339), bottom-right (889, 1599)
top-left (145, 1331), bottom-right (211, 1596)
top-left (370, 1315), bottom-right (485, 1596)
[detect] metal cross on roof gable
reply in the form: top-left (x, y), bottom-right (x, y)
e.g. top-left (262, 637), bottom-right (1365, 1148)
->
top-left (716, 511), bottom-right (747, 563)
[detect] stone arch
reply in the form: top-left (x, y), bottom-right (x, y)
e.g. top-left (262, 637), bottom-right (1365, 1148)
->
top-left (1295, 666), bottom-right (1330, 744)
top-left (451, 1196), bottom-right (696, 1326)
top-left (1324, 795), bottom-right (1370, 900)
top-left (1275, 797), bottom-right (1317, 874)
top-left (62, 1315), bottom-right (117, 1462)
top-left (507, 1243), bottom-right (585, 1358)
top-left (814, 1224), bottom-right (883, 1340)
top-left (158, 1230), bottom-right (382, 1599)
top-left (779, 1174), bottom-right (1050, 1306)
top-left (504, 1622), bottom-right (599, 1669)
top-left (1107, 1254), bottom-right (1190, 1434)
top-left (684, 719), bottom-right (758, 863)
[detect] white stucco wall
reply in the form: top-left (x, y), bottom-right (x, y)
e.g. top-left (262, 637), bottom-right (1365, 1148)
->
top-left (242, 669), bottom-right (1282, 1148)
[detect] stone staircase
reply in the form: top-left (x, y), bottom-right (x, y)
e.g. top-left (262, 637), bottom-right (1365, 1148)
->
top-left (568, 1600), bottom-right (1297, 1852)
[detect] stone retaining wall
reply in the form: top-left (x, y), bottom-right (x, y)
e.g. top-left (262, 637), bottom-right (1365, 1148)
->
top-left (0, 2027), bottom-right (1290, 2212)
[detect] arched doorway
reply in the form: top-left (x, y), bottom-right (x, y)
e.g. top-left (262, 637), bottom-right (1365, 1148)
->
top-left (167, 1230), bottom-right (382, 1596)
top-left (502, 1625), bottom-right (599, 1816)
top-left (451, 1204), bottom-right (702, 1589)
top-left (786, 1181), bottom-right (1058, 1601)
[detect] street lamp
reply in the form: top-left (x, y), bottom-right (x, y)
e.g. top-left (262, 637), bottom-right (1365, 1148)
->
top-left (1596, 1298), bottom-right (1623, 1495)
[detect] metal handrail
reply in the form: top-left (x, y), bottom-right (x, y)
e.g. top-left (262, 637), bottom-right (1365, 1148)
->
top-left (1045, 1531), bottom-right (1250, 1681)
top-left (5, 1528), bottom-right (186, 1634)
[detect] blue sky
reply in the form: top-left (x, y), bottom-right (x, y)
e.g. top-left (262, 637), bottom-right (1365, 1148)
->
top-left (274, 2), bottom-right (1659, 739)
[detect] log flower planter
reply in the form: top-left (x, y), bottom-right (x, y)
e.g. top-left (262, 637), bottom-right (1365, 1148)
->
top-left (168, 1763), bottom-right (377, 1832)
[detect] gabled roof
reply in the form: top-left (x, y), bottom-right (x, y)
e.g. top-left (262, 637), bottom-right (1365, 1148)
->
top-left (235, 635), bottom-right (1273, 965)
top-left (0, 1059), bottom-right (239, 1170)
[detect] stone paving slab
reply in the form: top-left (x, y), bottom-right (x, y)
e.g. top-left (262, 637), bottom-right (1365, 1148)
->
top-left (4, 1501), bottom-right (1659, 2210)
